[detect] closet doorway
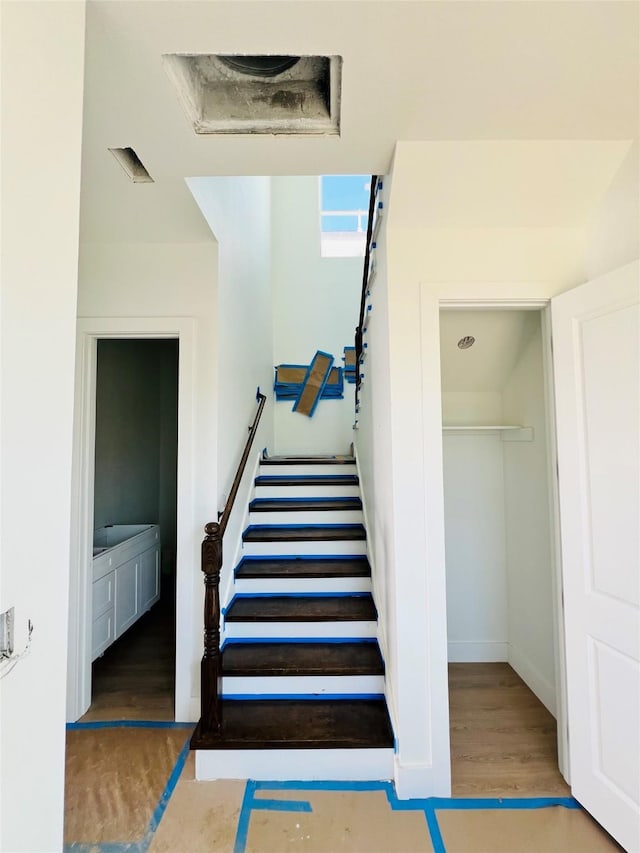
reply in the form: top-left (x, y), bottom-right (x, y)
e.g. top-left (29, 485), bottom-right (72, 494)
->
top-left (439, 308), bottom-right (566, 796)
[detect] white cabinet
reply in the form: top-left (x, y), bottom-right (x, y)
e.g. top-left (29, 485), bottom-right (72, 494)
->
top-left (139, 545), bottom-right (160, 614)
top-left (115, 556), bottom-right (139, 637)
top-left (91, 525), bottom-right (160, 660)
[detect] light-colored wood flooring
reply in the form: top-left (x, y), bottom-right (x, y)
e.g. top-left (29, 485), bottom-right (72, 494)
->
top-left (449, 662), bottom-right (569, 797)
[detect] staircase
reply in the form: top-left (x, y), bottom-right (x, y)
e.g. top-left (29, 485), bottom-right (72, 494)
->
top-left (192, 454), bottom-right (395, 782)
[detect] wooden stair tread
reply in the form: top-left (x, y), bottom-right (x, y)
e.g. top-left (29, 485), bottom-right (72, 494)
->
top-left (249, 497), bottom-right (362, 512)
top-left (235, 556), bottom-right (371, 579)
top-left (255, 475), bottom-right (359, 486)
top-left (225, 594), bottom-right (377, 622)
top-left (222, 641), bottom-right (384, 676)
top-left (243, 524), bottom-right (366, 542)
top-left (191, 698), bottom-right (394, 749)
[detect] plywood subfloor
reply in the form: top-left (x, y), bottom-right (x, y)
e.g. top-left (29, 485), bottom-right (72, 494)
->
top-left (65, 652), bottom-right (622, 851)
top-left (64, 726), bottom-right (188, 844)
top-left (64, 724), bottom-right (622, 853)
top-left (449, 662), bottom-right (570, 797)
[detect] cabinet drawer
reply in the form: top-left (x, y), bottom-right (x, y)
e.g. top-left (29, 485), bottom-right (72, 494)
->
top-left (92, 572), bottom-right (114, 619)
top-left (92, 608), bottom-right (114, 661)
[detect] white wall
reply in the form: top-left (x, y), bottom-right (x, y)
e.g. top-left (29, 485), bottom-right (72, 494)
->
top-left (186, 177), bottom-right (274, 617)
top-left (502, 321), bottom-right (556, 713)
top-left (357, 164), bottom-right (451, 798)
top-left (441, 391), bottom-right (503, 426)
top-left (187, 178), bottom-right (274, 490)
top-left (271, 177), bottom-right (361, 455)
top-left (586, 141), bottom-right (640, 280)
top-left (0, 2), bottom-right (86, 850)
top-left (443, 433), bottom-right (509, 662)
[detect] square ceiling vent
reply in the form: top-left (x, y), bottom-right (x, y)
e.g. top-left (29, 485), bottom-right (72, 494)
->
top-left (162, 54), bottom-right (342, 135)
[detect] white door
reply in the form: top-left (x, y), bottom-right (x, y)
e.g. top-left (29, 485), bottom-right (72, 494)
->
top-left (552, 261), bottom-right (639, 852)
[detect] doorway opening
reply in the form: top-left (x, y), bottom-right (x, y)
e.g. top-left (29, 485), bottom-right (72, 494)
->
top-left (439, 307), bottom-right (566, 796)
top-left (85, 338), bottom-right (178, 721)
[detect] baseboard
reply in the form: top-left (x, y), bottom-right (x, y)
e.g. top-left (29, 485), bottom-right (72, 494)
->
top-left (393, 756), bottom-right (451, 799)
top-left (508, 644), bottom-right (556, 717)
top-left (447, 641), bottom-right (508, 662)
top-left (175, 695), bottom-right (199, 724)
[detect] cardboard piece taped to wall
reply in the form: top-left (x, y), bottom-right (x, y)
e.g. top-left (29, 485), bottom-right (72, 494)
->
top-left (293, 351), bottom-right (334, 416)
top-left (274, 363), bottom-right (343, 401)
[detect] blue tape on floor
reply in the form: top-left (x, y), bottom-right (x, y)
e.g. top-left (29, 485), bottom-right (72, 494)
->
top-left (424, 805), bottom-right (447, 853)
top-left (139, 733), bottom-right (192, 848)
top-left (252, 779), bottom-right (390, 792)
top-left (234, 781), bottom-right (258, 853)
top-left (252, 798), bottom-right (313, 813)
top-left (231, 779), bottom-right (583, 853)
top-left (431, 796), bottom-right (580, 811)
top-left (66, 720), bottom-right (194, 730)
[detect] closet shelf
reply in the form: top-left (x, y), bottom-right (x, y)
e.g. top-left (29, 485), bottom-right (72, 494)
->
top-left (442, 425), bottom-right (534, 441)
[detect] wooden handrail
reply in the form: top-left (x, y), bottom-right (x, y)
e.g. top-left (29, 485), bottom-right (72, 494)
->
top-left (219, 388), bottom-right (267, 536)
top-left (355, 175), bottom-right (379, 392)
top-left (198, 388), bottom-right (266, 739)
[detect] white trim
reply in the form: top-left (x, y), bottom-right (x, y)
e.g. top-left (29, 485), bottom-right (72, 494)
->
top-left (67, 317), bottom-right (196, 723)
top-left (394, 757), bottom-right (450, 799)
top-left (509, 643), bottom-right (557, 718)
top-left (197, 747), bottom-right (394, 781)
top-left (420, 283), bottom-right (568, 795)
top-left (541, 304), bottom-right (569, 776)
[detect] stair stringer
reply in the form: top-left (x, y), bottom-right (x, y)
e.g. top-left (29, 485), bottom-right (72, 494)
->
top-left (353, 444), bottom-right (389, 670)
top-left (219, 448), bottom-right (262, 613)
top-left (353, 443), bottom-right (400, 767)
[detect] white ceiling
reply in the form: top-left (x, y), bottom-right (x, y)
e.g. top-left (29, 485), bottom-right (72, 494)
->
top-left (389, 140), bottom-right (633, 228)
top-left (439, 310), bottom-right (539, 392)
top-left (79, 0), bottom-right (639, 243)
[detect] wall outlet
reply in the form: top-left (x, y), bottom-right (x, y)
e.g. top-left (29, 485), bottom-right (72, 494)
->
top-left (0, 607), bottom-right (15, 657)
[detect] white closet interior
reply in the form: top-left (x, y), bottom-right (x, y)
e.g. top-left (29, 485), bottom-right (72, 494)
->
top-left (440, 309), bottom-right (556, 716)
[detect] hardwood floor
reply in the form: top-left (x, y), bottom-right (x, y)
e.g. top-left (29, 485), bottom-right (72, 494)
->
top-left (81, 581), bottom-right (176, 721)
top-left (449, 662), bottom-right (570, 797)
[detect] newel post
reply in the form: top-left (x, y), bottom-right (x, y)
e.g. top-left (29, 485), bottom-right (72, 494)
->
top-left (200, 521), bottom-right (223, 736)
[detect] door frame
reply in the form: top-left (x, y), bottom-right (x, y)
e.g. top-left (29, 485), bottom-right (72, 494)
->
top-left (420, 283), bottom-right (569, 781)
top-left (67, 316), bottom-right (196, 723)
